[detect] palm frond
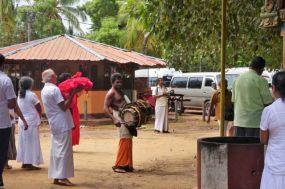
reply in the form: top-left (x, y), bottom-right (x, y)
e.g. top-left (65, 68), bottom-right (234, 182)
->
top-left (59, 0), bottom-right (78, 6)
top-left (58, 6), bottom-right (83, 32)
top-left (60, 5), bottom-right (87, 21)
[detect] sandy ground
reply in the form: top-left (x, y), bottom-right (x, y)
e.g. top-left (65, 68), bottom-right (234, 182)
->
top-left (4, 114), bottom-right (219, 189)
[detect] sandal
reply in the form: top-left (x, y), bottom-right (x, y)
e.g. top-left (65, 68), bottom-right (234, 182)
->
top-left (112, 166), bottom-right (127, 173)
top-left (25, 165), bottom-right (41, 171)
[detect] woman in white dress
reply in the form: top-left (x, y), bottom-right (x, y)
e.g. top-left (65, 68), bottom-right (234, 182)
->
top-left (153, 78), bottom-right (169, 133)
top-left (260, 71), bottom-right (285, 189)
top-left (17, 76), bottom-right (43, 170)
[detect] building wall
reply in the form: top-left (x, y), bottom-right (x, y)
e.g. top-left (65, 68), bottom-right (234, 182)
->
top-left (34, 90), bottom-right (108, 116)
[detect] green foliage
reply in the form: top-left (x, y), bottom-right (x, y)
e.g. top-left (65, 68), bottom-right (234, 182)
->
top-left (0, 0), bottom-right (283, 72)
top-left (0, 0), bottom-right (85, 47)
top-left (140, 0), bottom-right (282, 71)
top-left (86, 17), bottom-right (125, 47)
top-left (83, 0), bottom-right (119, 30)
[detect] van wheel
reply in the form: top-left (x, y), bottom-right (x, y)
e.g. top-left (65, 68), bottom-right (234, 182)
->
top-left (204, 101), bottom-right (215, 117)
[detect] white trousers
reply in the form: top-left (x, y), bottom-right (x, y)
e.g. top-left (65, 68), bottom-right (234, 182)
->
top-left (48, 130), bottom-right (74, 179)
top-left (155, 106), bottom-right (169, 132)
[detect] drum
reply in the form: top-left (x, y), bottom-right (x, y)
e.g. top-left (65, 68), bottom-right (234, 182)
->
top-left (134, 100), bottom-right (152, 123)
top-left (120, 100), bottom-right (152, 128)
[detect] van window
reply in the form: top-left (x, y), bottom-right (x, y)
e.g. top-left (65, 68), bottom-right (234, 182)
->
top-left (148, 77), bottom-right (158, 87)
top-left (171, 77), bottom-right (188, 88)
top-left (205, 78), bottom-right (214, 87)
top-left (188, 77), bottom-right (203, 89)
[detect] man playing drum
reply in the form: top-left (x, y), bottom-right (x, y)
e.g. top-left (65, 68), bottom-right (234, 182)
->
top-left (104, 73), bottom-right (133, 173)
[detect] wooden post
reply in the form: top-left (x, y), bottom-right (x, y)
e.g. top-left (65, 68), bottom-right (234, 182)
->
top-left (220, 0), bottom-right (227, 137)
top-left (84, 93), bottom-right (88, 120)
top-left (175, 99), bottom-right (178, 122)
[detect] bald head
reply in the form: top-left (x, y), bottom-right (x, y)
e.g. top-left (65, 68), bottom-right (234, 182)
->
top-left (42, 69), bottom-right (57, 84)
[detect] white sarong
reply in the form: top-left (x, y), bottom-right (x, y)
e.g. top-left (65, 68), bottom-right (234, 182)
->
top-left (48, 130), bottom-right (74, 179)
top-left (155, 106), bottom-right (169, 132)
top-left (260, 165), bottom-right (285, 189)
top-left (17, 124), bottom-right (43, 165)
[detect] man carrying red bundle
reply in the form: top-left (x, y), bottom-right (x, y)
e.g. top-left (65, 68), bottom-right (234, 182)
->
top-left (58, 72), bottom-right (93, 146)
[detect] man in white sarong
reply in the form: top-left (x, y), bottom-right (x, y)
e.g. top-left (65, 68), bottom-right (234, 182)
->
top-left (41, 69), bottom-right (81, 186)
top-left (153, 78), bottom-right (169, 133)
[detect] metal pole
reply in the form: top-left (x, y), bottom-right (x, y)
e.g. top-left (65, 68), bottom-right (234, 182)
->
top-left (220, 0), bottom-right (227, 137)
top-left (84, 93), bottom-right (88, 120)
top-left (27, 11), bottom-right (32, 42)
top-left (175, 99), bottom-right (178, 122)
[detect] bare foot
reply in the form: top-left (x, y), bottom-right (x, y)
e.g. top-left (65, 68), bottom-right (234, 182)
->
top-left (112, 166), bottom-right (127, 173)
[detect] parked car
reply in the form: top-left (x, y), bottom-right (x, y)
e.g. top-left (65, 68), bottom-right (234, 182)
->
top-left (169, 72), bottom-right (238, 115)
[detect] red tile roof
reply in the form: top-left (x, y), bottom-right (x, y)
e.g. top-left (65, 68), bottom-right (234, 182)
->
top-left (0, 35), bottom-right (166, 67)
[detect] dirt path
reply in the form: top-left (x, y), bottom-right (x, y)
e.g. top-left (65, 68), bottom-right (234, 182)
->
top-left (4, 114), bottom-right (219, 189)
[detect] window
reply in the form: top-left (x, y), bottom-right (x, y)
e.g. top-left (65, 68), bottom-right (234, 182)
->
top-left (188, 77), bottom-right (203, 89)
top-left (205, 78), bottom-right (214, 87)
top-left (171, 77), bottom-right (188, 88)
top-left (163, 76), bottom-right (173, 87)
top-left (149, 77), bottom-right (158, 87)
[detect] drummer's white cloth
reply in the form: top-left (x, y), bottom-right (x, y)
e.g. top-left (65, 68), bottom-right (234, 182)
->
top-left (113, 110), bottom-right (132, 139)
top-left (48, 130), bottom-right (74, 179)
top-left (155, 106), bottom-right (169, 132)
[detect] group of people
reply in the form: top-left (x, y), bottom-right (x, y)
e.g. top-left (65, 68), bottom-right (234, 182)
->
top-left (207, 56), bottom-right (285, 189)
top-left (2, 50), bottom-right (285, 188)
top-left (1, 57), bottom-right (157, 187)
top-left (0, 54), bottom-right (84, 188)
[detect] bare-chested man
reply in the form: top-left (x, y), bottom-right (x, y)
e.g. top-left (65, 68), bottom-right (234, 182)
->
top-left (104, 73), bottom-right (133, 173)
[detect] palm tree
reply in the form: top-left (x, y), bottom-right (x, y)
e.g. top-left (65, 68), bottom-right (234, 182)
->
top-left (34, 0), bottom-right (87, 33)
top-left (0, 0), bottom-right (19, 45)
top-left (119, 0), bottom-right (160, 56)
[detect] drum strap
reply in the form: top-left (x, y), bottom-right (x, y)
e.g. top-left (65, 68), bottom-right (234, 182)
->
top-left (124, 95), bottom-right (131, 104)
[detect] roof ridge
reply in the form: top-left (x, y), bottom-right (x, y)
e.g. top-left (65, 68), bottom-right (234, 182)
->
top-left (4, 35), bottom-right (61, 57)
top-left (71, 35), bottom-right (165, 64)
top-left (64, 34), bottom-right (105, 60)
top-left (71, 35), bottom-right (130, 52)
top-left (131, 51), bottom-right (166, 63)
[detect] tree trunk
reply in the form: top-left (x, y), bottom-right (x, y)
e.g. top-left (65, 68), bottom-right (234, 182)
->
top-left (141, 31), bottom-right (151, 54)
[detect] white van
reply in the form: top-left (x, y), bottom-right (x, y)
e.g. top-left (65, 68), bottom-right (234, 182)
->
top-left (169, 72), bottom-right (238, 112)
top-left (226, 67), bottom-right (272, 86)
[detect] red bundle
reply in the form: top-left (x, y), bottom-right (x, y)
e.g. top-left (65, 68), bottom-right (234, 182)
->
top-left (58, 72), bottom-right (93, 97)
top-left (58, 72), bottom-right (93, 146)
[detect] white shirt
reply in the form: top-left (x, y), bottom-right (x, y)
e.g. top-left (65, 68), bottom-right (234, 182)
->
top-left (261, 98), bottom-right (285, 175)
top-left (17, 90), bottom-right (41, 127)
top-left (0, 71), bottom-right (16, 129)
top-left (153, 85), bottom-right (168, 107)
top-left (41, 83), bottom-right (74, 135)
